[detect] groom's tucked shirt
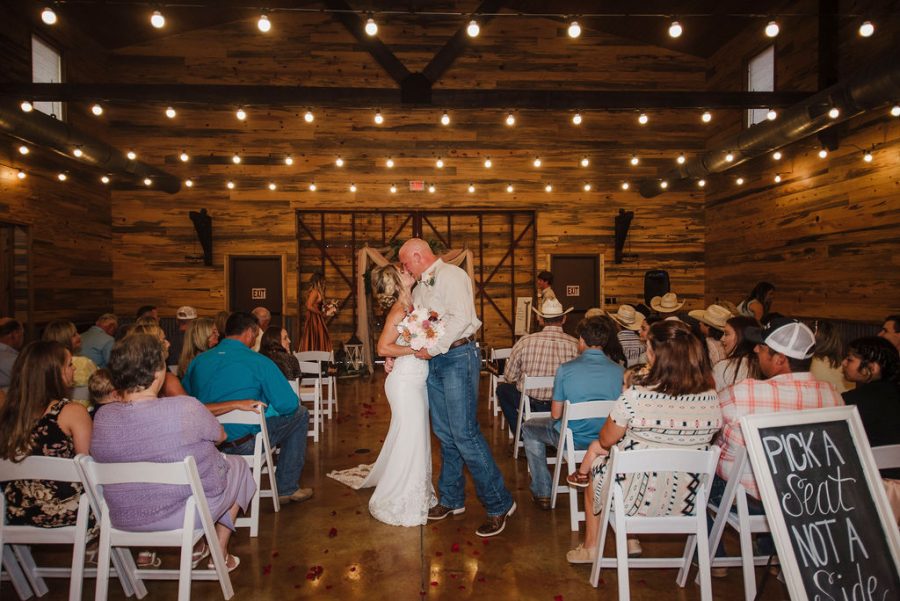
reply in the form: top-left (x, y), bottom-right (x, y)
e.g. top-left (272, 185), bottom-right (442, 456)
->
top-left (413, 259), bottom-right (481, 355)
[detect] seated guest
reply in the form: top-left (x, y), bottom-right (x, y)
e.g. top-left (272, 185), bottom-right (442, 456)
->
top-left (259, 326), bottom-right (301, 380)
top-left (810, 320), bottom-right (853, 393)
top-left (878, 314), bottom-right (900, 353)
top-left (91, 334), bottom-right (255, 572)
top-left (649, 292), bottom-right (685, 316)
top-left (609, 305), bottom-right (645, 367)
top-left (214, 311), bottom-right (231, 342)
top-left (1, 340), bottom-right (92, 527)
top-left (688, 304), bottom-right (732, 366)
top-left (43, 320), bottom-right (97, 388)
top-left (736, 281), bottom-right (775, 322)
top-left (0, 318), bottom-right (25, 389)
top-left (497, 298), bottom-right (578, 433)
top-left (88, 368), bottom-right (119, 406)
top-left (168, 306), bottom-right (198, 368)
top-left (136, 305), bottom-right (158, 322)
top-left (183, 312), bottom-right (313, 504)
top-left (177, 317), bottom-right (219, 377)
top-left (250, 307), bottom-right (272, 352)
top-left (567, 320), bottom-right (722, 563)
top-left (713, 316), bottom-right (761, 391)
top-left (128, 323), bottom-right (187, 397)
top-left (79, 313), bottom-right (118, 368)
top-left (521, 316), bottom-right (624, 509)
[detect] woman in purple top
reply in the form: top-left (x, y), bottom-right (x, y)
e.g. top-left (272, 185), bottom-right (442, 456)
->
top-left (91, 334), bottom-right (256, 572)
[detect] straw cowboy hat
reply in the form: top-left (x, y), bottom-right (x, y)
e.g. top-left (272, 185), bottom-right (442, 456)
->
top-left (688, 304), bottom-right (733, 331)
top-left (532, 298), bottom-right (573, 319)
top-left (650, 292), bottom-right (685, 314)
top-left (609, 304), bottom-right (645, 331)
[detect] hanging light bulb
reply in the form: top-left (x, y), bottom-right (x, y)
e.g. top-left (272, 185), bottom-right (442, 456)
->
top-left (506, 184), bottom-right (514, 193)
top-left (660, 180), bottom-right (669, 189)
top-left (668, 20), bottom-right (683, 38)
top-left (236, 107), bottom-right (247, 121)
top-left (568, 20), bottom-right (581, 39)
top-left (772, 150), bottom-right (783, 160)
top-left (91, 103), bottom-right (103, 116)
top-left (828, 106), bottom-right (840, 119)
top-left (863, 150), bottom-right (873, 162)
top-left (858, 20), bottom-right (875, 37)
top-left (468, 183), bottom-right (475, 193)
top-left (101, 175), bottom-right (110, 184)
top-left (436, 157), bottom-right (444, 169)
top-left (335, 156), bottom-right (344, 167)
top-left (440, 111), bottom-right (450, 125)
top-left (505, 113), bottom-right (516, 126)
top-left (126, 150), bottom-right (137, 160)
top-left (374, 110), bottom-right (384, 124)
top-left (73, 147), bottom-right (83, 158)
top-left (676, 153), bottom-right (686, 165)
top-left (580, 156), bottom-right (589, 167)
top-left (20, 100), bottom-right (33, 112)
top-left (165, 106), bottom-right (176, 118)
top-left (303, 109), bottom-right (314, 123)
top-left (890, 104), bottom-right (900, 117)
top-left (17, 170), bottom-right (26, 180)
top-left (533, 157), bottom-right (542, 168)
top-left (572, 112), bottom-right (582, 125)
top-left (638, 113), bottom-right (649, 125)
top-left (385, 157), bottom-right (394, 168)
top-left (232, 153), bottom-right (241, 164)
top-left (226, 180), bottom-right (235, 189)
top-left (268, 182), bottom-right (277, 191)
top-left (736, 177), bottom-right (744, 185)
top-left (583, 183), bottom-right (591, 192)
top-left (483, 157), bottom-right (492, 168)
top-left (18, 145), bottom-right (29, 155)
top-left (285, 155), bottom-right (294, 166)
top-left (150, 10), bottom-right (165, 29)
top-left (466, 20), bottom-right (480, 38)
top-left (57, 172), bottom-right (68, 181)
top-left (774, 174), bottom-right (782, 183)
top-left (179, 150), bottom-right (189, 162)
top-left (697, 179), bottom-right (706, 188)
top-left (41, 6), bottom-right (57, 25)
top-left (621, 181), bottom-right (630, 191)
top-left (765, 20), bottom-right (780, 38)
top-left (349, 183), bottom-right (357, 193)
top-left (309, 183), bottom-right (317, 192)
top-left (767, 108), bottom-right (777, 121)
top-left (428, 183), bottom-right (436, 193)
top-left (701, 110), bottom-right (712, 123)
top-left (630, 154), bottom-right (639, 166)
top-left (257, 13), bottom-right (271, 33)
top-left (818, 148), bottom-right (828, 159)
top-left (185, 178), bottom-right (194, 188)
top-left (544, 184), bottom-right (553, 193)
top-left (389, 184), bottom-right (397, 194)
top-left (143, 177), bottom-right (152, 186)
top-left (725, 152), bottom-right (735, 162)
top-left (365, 17), bottom-right (378, 36)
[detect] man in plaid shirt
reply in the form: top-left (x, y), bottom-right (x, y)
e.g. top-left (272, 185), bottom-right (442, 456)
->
top-left (716, 318), bottom-right (844, 500)
top-left (497, 298), bottom-right (578, 435)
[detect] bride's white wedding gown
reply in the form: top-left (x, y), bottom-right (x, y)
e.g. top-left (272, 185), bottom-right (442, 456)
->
top-left (328, 353), bottom-right (436, 526)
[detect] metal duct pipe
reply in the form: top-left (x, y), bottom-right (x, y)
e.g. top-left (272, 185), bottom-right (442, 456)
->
top-left (638, 51), bottom-right (900, 198)
top-left (0, 101), bottom-right (180, 194)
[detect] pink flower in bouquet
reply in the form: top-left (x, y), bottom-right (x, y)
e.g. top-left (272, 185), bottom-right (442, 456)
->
top-left (322, 299), bottom-right (339, 317)
top-left (397, 305), bottom-right (446, 352)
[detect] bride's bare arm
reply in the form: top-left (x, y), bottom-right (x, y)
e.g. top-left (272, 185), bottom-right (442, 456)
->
top-left (377, 303), bottom-right (416, 358)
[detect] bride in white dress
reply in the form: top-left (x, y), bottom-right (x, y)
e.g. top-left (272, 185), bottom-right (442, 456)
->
top-left (327, 264), bottom-right (436, 526)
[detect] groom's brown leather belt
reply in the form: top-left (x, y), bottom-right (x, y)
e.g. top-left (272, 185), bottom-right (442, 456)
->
top-left (450, 335), bottom-right (476, 349)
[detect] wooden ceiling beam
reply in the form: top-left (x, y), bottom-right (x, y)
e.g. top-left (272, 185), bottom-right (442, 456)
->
top-left (1, 83), bottom-right (812, 109)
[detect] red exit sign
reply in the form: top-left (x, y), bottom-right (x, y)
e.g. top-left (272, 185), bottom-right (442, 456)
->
top-left (409, 180), bottom-right (425, 191)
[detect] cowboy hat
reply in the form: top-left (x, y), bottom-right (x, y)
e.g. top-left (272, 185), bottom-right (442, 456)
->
top-left (650, 292), bottom-right (685, 313)
top-left (532, 298), bottom-right (573, 319)
top-left (609, 304), bottom-right (645, 331)
top-left (688, 304), bottom-right (733, 331)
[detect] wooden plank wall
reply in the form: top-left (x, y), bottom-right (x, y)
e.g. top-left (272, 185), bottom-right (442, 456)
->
top-left (100, 11), bottom-right (710, 336)
top-left (703, 0), bottom-right (900, 321)
top-left (0, 7), bottom-right (114, 329)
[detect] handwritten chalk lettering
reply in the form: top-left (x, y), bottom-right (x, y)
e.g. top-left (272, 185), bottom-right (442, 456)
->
top-left (781, 468), bottom-right (856, 518)
top-left (792, 518), bottom-right (840, 568)
top-left (762, 431), bottom-right (823, 475)
top-left (813, 563), bottom-right (885, 601)
top-left (822, 431), bottom-right (846, 467)
top-left (845, 518), bottom-right (869, 562)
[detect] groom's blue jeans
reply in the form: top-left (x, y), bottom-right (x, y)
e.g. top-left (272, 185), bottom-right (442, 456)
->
top-left (428, 341), bottom-right (513, 517)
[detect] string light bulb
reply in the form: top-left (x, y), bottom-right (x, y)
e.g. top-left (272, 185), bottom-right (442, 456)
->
top-left (668, 20), bottom-right (683, 38)
top-left (20, 100), bottom-right (33, 112)
top-left (736, 177), bottom-right (744, 185)
top-left (73, 147), bottom-right (83, 158)
top-left (580, 156), bottom-right (589, 167)
top-left (365, 17), bottom-right (378, 36)
top-left (232, 153), bottom-right (241, 164)
top-left (303, 109), bottom-right (314, 123)
top-left (858, 20), bottom-right (875, 37)
top-left (374, 110), bottom-right (384, 124)
top-left (185, 178), bottom-right (194, 188)
top-left (772, 150), bottom-right (783, 160)
top-left (126, 150), bottom-right (136, 160)
top-left (568, 20), bottom-right (581, 39)
top-left (818, 148), bottom-right (828, 159)
top-left (349, 183), bottom-right (357, 192)
top-left (828, 106), bottom-right (840, 119)
top-left (583, 183), bottom-right (591, 192)
top-left (621, 182), bottom-right (630, 191)
top-left (863, 150), bottom-right (873, 162)
top-left (466, 20), bottom-right (480, 38)
top-left (150, 10), bottom-right (165, 29)
top-left (91, 103), bottom-right (103, 116)
top-left (257, 14), bottom-right (271, 33)
top-left (484, 157), bottom-right (492, 168)
top-left (389, 184), bottom-right (397, 193)
top-left (385, 157), bottom-right (394, 168)
top-left (544, 184), bottom-right (553, 192)
top-left (143, 177), bottom-right (152, 186)
top-left (428, 183), bottom-right (436, 193)
top-left (638, 113), bottom-right (649, 125)
top-left (309, 183), bottom-right (316, 192)
top-left (58, 173), bottom-right (68, 181)
top-left (41, 6), bottom-right (57, 25)
top-left (101, 175), bottom-right (110, 184)
top-left (440, 111), bottom-right (450, 125)
top-left (630, 154), bottom-right (639, 166)
top-left (179, 151), bottom-right (189, 162)
top-left (701, 110), bottom-right (712, 123)
top-left (468, 183), bottom-right (475, 193)
top-left (725, 152), bottom-right (735, 162)
top-left (765, 20), bottom-right (780, 38)
top-left (236, 107), bottom-right (247, 121)
top-left (774, 174), bottom-right (782, 183)
top-left (505, 113), bottom-right (516, 126)
top-left (572, 112), bottom-right (582, 125)
top-left (890, 104), bottom-right (900, 117)
top-left (660, 180), bottom-right (668, 189)
top-left (165, 106), bottom-right (176, 118)
top-left (533, 157), bottom-right (542, 168)
top-left (268, 182), bottom-right (277, 191)
top-left (506, 184), bottom-right (514, 193)
top-left (226, 181), bottom-right (235, 189)
top-left (18, 145), bottom-right (29, 155)
top-left (335, 156), bottom-right (343, 167)
top-left (676, 153), bottom-right (686, 165)
top-left (767, 109), bottom-right (777, 121)
top-left (17, 170), bottom-right (26, 180)
top-left (285, 155), bottom-right (294, 166)
top-left (435, 157), bottom-right (444, 169)
top-left (697, 179), bottom-right (706, 188)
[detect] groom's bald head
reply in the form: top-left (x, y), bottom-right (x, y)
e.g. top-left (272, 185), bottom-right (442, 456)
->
top-left (399, 238), bottom-right (436, 278)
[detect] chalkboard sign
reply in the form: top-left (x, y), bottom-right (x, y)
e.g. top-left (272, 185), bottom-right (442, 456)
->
top-left (741, 407), bottom-right (900, 600)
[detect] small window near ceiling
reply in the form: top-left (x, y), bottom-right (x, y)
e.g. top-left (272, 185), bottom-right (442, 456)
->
top-left (31, 35), bottom-right (64, 120)
top-left (746, 45), bottom-right (774, 127)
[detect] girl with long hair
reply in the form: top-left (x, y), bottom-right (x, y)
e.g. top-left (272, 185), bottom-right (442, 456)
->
top-left (737, 281), bottom-right (775, 322)
top-left (810, 320), bottom-right (854, 393)
top-left (259, 325), bottom-right (302, 380)
top-left (42, 319), bottom-right (97, 390)
top-left (712, 316), bottom-right (762, 390)
top-left (177, 317), bottom-right (219, 377)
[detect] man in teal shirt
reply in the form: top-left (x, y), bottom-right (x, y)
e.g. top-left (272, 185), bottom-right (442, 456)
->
top-left (522, 316), bottom-right (625, 508)
top-left (184, 312), bottom-right (312, 504)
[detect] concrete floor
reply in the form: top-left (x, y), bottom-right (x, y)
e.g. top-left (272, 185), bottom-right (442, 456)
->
top-left (25, 372), bottom-right (789, 600)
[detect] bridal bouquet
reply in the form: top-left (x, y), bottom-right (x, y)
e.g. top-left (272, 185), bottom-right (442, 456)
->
top-left (397, 305), bottom-right (445, 352)
top-left (322, 299), bottom-right (339, 317)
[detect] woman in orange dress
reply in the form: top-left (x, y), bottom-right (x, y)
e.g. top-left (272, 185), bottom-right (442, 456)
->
top-left (300, 271), bottom-right (332, 352)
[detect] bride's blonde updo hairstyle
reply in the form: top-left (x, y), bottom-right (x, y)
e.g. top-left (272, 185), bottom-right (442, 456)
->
top-left (370, 264), bottom-right (404, 310)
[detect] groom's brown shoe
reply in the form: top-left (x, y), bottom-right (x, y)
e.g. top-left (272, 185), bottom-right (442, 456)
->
top-left (428, 504), bottom-right (466, 521)
top-left (475, 501), bottom-right (516, 537)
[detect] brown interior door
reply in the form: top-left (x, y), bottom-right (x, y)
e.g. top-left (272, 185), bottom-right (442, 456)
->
top-left (550, 254), bottom-right (601, 336)
top-left (229, 256), bottom-right (283, 327)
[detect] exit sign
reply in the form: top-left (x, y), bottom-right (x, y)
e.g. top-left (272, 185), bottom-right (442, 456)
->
top-left (251, 288), bottom-right (267, 300)
top-left (566, 285), bottom-right (580, 297)
top-left (409, 180), bottom-right (425, 191)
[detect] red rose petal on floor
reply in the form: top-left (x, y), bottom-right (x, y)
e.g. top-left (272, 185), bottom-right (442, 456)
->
top-left (330, 510), bottom-right (337, 516)
top-left (473, 551), bottom-right (480, 556)
top-left (262, 564), bottom-right (272, 575)
top-left (435, 551), bottom-right (443, 557)
top-left (328, 527), bottom-right (338, 538)
top-left (355, 510), bottom-right (362, 515)
top-left (326, 585), bottom-right (332, 590)
top-left (477, 577), bottom-right (486, 582)
top-left (450, 574), bottom-right (457, 579)
top-left (432, 526), bottom-right (439, 531)
top-left (458, 585), bottom-right (465, 590)
top-left (350, 566), bottom-right (356, 572)
top-left (554, 596), bottom-right (564, 601)
top-left (430, 581), bottom-right (439, 587)
top-left (481, 540), bottom-right (489, 545)
top-left (466, 541), bottom-right (473, 546)
top-left (271, 551), bottom-right (279, 558)
top-left (323, 550), bottom-right (329, 554)
top-left (450, 543), bottom-right (460, 552)
top-left (599, 578), bottom-right (605, 585)
top-left (419, 592), bottom-right (426, 597)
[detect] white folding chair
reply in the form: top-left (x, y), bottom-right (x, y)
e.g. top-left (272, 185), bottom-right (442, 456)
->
top-left (550, 400), bottom-right (617, 531)
top-left (678, 446), bottom-right (774, 600)
top-left (488, 348), bottom-right (512, 425)
top-left (513, 375), bottom-right (554, 459)
top-left (76, 455), bottom-right (234, 601)
top-left (0, 456), bottom-right (92, 601)
top-left (590, 446), bottom-right (722, 601)
top-left (872, 443), bottom-right (900, 471)
top-left (216, 407), bottom-right (280, 537)
top-left (294, 351), bottom-right (338, 419)
top-left (291, 364), bottom-right (322, 442)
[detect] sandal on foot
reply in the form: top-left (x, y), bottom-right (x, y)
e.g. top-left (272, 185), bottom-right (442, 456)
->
top-left (191, 544), bottom-right (210, 569)
top-left (137, 551), bottom-right (162, 569)
top-left (209, 554), bottom-right (240, 573)
top-left (566, 471), bottom-right (590, 488)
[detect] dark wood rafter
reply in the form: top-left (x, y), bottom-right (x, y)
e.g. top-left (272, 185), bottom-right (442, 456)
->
top-left (296, 215), bottom-right (354, 288)
top-left (421, 215), bottom-right (451, 250)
